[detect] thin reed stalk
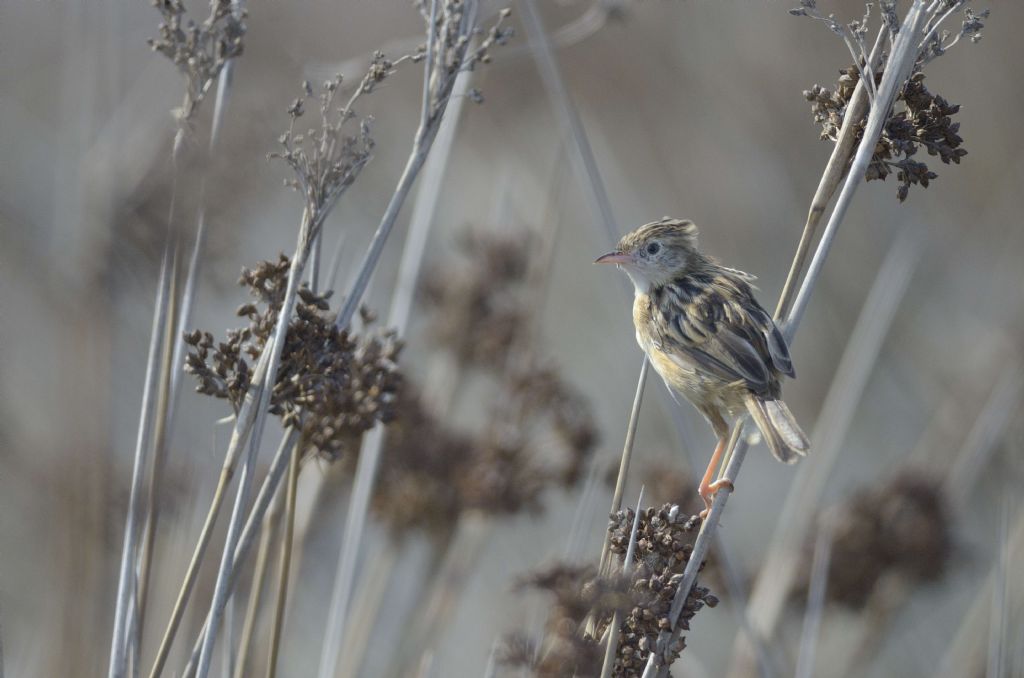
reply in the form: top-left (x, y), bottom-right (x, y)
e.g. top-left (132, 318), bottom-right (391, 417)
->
top-left (728, 227), bottom-right (920, 677)
top-left (149, 338), bottom-right (273, 678)
top-left (794, 523), bottom-right (834, 678)
top-left (642, 4), bottom-right (945, 675)
top-left (233, 483), bottom-right (283, 678)
top-left (180, 429), bottom-right (298, 678)
top-left (136, 56), bottom-right (239, 657)
top-left (195, 208), bottom-right (316, 678)
top-left (265, 442), bottom-right (301, 677)
top-left (109, 129), bottom-right (182, 675)
top-left (316, 17), bottom-right (477, 672)
top-left (598, 358), bottom-right (649, 575)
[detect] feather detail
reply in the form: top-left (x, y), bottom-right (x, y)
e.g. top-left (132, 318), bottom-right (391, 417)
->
top-left (744, 395), bottom-right (809, 464)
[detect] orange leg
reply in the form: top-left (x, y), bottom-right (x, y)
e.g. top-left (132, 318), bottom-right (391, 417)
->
top-left (698, 437), bottom-right (734, 519)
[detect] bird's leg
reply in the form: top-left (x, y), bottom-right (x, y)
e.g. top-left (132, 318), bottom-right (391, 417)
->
top-left (698, 436), bottom-right (734, 519)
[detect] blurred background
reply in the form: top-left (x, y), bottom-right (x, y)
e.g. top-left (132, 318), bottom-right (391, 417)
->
top-left (1, 0), bottom-right (1022, 676)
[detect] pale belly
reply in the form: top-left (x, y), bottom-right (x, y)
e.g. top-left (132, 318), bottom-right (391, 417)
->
top-left (637, 331), bottom-right (746, 418)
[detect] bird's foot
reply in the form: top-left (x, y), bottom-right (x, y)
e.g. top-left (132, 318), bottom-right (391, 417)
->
top-left (698, 478), bottom-right (735, 520)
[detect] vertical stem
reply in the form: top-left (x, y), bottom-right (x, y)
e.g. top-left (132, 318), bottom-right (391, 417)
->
top-left (794, 525), bottom-right (834, 678)
top-left (109, 204), bottom-right (178, 678)
top-left (598, 358), bottom-right (649, 575)
top-left (233, 487), bottom-right (284, 678)
top-left (265, 443), bottom-right (301, 677)
top-left (195, 211), bottom-right (314, 678)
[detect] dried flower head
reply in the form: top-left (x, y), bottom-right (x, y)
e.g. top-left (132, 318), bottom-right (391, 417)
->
top-left (184, 255), bottom-right (402, 459)
top-left (148, 0), bottom-right (246, 122)
top-left (796, 471), bottom-right (952, 609)
top-left (269, 74), bottom-right (388, 228)
top-left (415, 2), bottom-right (514, 115)
top-left (805, 68), bottom-right (967, 201)
top-left (505, 505), bottom-right (716, 677)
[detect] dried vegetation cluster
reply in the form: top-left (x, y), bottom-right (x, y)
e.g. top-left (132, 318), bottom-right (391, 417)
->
top-left (184, 255), bottom-right (402, 460)
top-left (502, 504), bottom-right (718, 677)
top-left (798, 472), bottom-right (952, 609)
top-left (805, 69), bottom-right (967, 201)
top-left (372, 229), bottom-right (599, 538)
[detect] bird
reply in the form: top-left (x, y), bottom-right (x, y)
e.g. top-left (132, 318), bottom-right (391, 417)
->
top-left (595, 217), bottom-right (809, 516)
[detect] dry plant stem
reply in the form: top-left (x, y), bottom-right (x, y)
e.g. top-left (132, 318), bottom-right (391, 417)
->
top-left (520, 0), bottom-right (618, 245)
top-left (315, 44), bottom-right (474, 678)
top-left (726, 228), bottom-right (920, 678)
top-left (179, 429), bottom-right (298, 678)
top-left (599, 488), bottom-right (645, 678)
top-left (233, 487), bottom-right (284, 678)
top-left (599, 357), bottom-right (649, 575)
top-left (335, 541), bottom-right (400, 678)
top-left (774, 26), bottom-right (886, 320)
top-left (133, 247), bottom-right (180, 656)
top-left (148, 350), bottom-right (271, 678)
top-left (265, 443), bottom-right (301, 678)
top-left (109, 129), bottom-right (182, 676)
top-left (333, 0), bottom-right (472, 331)
top-left (644, 5), bottom-right (937, 674)
top-left (196, 211), bottom-right (315, 678)
top-left (137, 58), bottom-right (238, 655)
top-left (794, 525), bottom-right (834, 678)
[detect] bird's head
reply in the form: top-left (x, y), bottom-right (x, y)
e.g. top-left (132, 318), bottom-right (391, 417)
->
top-left (594, 217), bottom-right (699, 292)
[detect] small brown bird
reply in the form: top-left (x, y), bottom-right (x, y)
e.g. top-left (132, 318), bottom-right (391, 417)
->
top-left (596, 217), bottom-right (809, 515)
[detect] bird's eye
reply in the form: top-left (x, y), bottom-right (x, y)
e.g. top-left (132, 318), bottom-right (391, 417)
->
top-left (646, 242), bottom-right (661, 255)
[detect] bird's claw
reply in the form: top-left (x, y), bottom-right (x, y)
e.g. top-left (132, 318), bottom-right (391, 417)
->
top-left (698, 478), bottom-right (735, 520)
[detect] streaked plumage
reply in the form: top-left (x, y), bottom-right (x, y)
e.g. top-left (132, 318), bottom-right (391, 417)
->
top-left (597, 217), bottom-right (809, 512)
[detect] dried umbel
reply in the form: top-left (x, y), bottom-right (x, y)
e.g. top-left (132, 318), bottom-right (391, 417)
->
top-left (505, 505), bottom-right (717, 677)
top-left (420, 228), bottom-right (532, 367)
top-left (271, 57), bottom-right (420, 226)
top-left (798, 471), bottom-right (952, 609)
top-left (805, 68), bottom-right (967, 202)
top-left (148, 0), bottom-right (245, 122)
top-left (184, 255), bottom-right (402, 459)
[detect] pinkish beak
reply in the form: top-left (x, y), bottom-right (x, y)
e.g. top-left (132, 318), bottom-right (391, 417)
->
top-left (594, 251), bottom-right (633, 265)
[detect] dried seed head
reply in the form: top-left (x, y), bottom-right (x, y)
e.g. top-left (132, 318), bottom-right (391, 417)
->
top-left (805, 67), bottom-right (967, 202)
top-left (185, 255), bottom-right (402, 460)
top-left (795, 471), bottom-right (952, 609)
top-left (148, 0), bottom-right (246, 122)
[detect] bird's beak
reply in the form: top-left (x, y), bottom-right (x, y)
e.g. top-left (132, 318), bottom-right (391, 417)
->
top-left (594, 250), bottom-right (633, 265)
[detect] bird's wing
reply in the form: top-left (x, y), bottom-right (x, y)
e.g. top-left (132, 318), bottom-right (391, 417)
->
top-left (653, 270), bottom-right (795, 396)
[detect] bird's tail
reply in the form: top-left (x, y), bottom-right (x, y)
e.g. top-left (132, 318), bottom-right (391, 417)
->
top-left (744, 395), bottom-right (809, 464)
